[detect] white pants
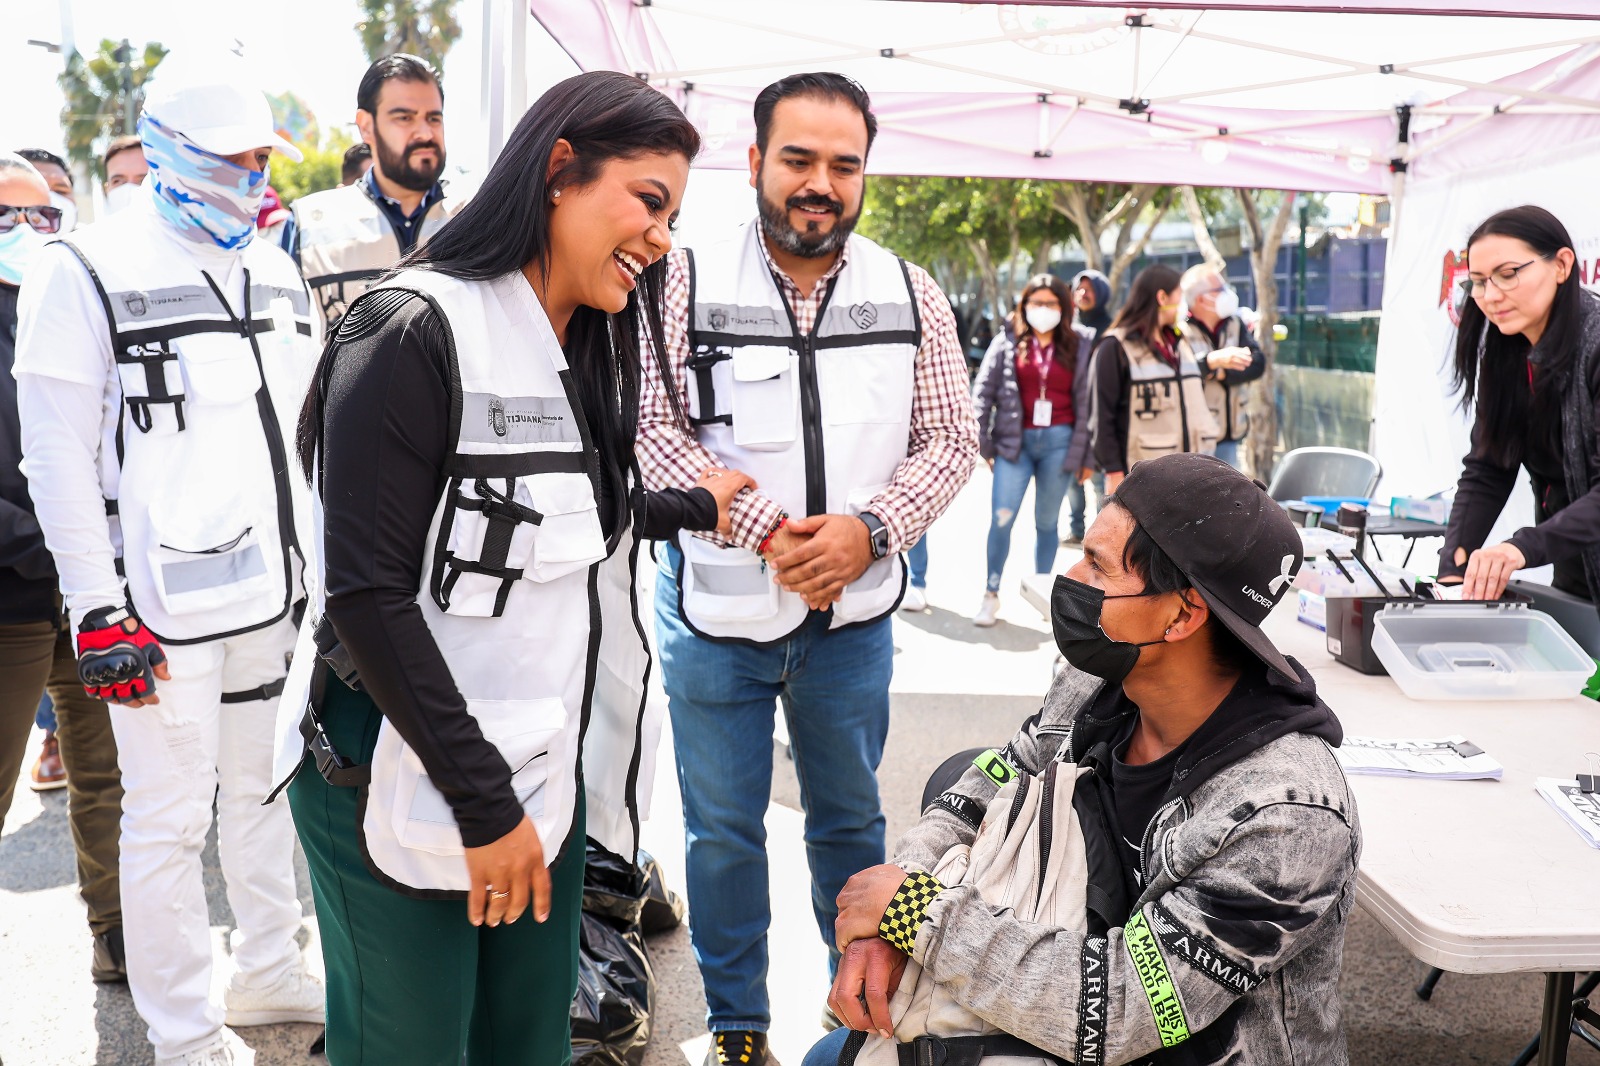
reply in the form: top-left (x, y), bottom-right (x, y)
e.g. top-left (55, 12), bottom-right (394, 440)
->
top-left (109, 616), bottom-right (304, 1061)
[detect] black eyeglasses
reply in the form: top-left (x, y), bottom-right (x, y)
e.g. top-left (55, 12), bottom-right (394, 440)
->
top-left (0, 204), bottom-right (64, 235)
top-left (1460, 257), bottom-right (1548, 299)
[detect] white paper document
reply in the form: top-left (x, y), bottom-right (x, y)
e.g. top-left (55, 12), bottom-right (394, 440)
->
top-left (1334, 735), bottom-right (1503, 780)
top-left (1535, 777), bottom-right (1600, 849)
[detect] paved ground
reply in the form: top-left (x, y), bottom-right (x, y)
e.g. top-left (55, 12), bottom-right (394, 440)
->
top-left (1, 467), bottom-right (1588, 1066)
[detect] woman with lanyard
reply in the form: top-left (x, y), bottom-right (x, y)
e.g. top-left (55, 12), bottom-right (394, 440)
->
top-left (970, 274), bottom-right (1096, 627)
top-left (271, 72), bottom-right (752, 1064)
top-left (1438, 205), bottom-right (1600, 609)
top-left (1089, 263), bottom-right (1219, 493)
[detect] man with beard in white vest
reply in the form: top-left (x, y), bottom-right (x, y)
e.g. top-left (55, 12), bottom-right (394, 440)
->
top-left (14, 53), bottom-right (324, 1066)
top-left (283, 53), bottom-right (466, 332)
top-left (637, 71), bottom-right (979, 1066)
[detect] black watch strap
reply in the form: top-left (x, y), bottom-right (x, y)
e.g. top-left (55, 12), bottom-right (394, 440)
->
top-left (860, 511), bottom-right (889, 560)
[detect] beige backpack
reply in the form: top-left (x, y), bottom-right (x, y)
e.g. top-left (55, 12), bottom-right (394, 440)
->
top-left (847, 757), bottom-right (1089, 1066)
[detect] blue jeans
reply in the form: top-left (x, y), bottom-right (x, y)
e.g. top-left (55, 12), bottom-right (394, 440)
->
top-left (1215, 438), bottom-right (1243, 470)
top-left (1064, 469), bottom-right (1107, 541)
top-left (987, 423), bottom-right (1074, 592)
top-left (906, 536), bottom-right (928, 589)
top-left (35, 691), bottom-right (55, 731)
top-left (804, 1027), bottom-right (852, 1066)
top-left (656, 545), bottom-right (893, 1033)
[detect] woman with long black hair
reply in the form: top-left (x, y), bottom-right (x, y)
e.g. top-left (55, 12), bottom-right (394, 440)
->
top-left (269, 71), bottom-right (750, 1064)
top-left (1439, 205), bottom-right (1600, 608)
top-left (1089, 263), bottom-right (1219, 492)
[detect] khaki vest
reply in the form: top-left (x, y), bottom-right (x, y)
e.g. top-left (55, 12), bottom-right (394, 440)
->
top-left (1112, 327), bottom-right (1218, 468)
top-left (1182, 316), bottom-right (1251, 443)
top-left (291, 180), bottom-right (463, 330)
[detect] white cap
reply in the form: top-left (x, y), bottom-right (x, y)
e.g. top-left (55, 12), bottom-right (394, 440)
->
top-left (142, 53), bottom-right (304, 164)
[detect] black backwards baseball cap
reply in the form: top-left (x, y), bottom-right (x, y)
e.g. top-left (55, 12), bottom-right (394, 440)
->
top-left (1113, 453), bottom-right (1303, 680)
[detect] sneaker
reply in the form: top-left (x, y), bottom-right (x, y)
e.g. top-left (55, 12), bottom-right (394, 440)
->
top-left (1060, 533), bottom-right (1084, 548)
top-left (973, 592), bottom-right (1000, 628)
top-left (705, 1030), bottom-right (770, 1066)
top-left (91, 926), bottom-right (127, 983)
top-left (223, 964), bottom-right (325, 1026)
top-left (29, 731), bottom-right (67, 791)
top-left (155, 1028), bottom-right (255, 1066)
top-left (900, 586), bottom-right (928, 612)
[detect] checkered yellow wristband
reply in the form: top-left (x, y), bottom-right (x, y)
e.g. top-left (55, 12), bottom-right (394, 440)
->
top-left (878, 870), bottom-right (945, 954)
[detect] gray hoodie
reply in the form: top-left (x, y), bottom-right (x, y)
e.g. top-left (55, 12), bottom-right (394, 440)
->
top-left (892, 659), bottom-right (1360, 1066)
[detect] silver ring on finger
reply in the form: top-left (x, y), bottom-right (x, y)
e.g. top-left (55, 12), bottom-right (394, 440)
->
top-left (489, 888), bottom-right (510, 900)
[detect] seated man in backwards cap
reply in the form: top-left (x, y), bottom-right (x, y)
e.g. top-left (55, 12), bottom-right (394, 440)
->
top-left (811, 453), bottom-right (1361, 1066)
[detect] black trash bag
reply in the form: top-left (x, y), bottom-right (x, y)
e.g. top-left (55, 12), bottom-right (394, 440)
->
top-left (572, 840), bottom-right (656, 1066)
top-left (637, 847), bottom-right (687, 935)
top-left (571, 911), bottom-right (655, 1066)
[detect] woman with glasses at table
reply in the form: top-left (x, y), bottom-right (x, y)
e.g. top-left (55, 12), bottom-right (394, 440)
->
top-left (1439, 204), bottom-right (1600, 612)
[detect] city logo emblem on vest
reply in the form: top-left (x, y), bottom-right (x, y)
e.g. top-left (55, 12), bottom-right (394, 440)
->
top-left (123, 292), bottom-right (148, 318)
top-left (849, 301), bottom-right (878, 330)
top-left (707, 308), bottom-right (728, 332)
top-left (487, 396), bottom-right (508, 437)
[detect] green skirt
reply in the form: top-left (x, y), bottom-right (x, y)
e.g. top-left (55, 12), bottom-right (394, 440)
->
top-left (289, 676), bottom-right (585, 1065)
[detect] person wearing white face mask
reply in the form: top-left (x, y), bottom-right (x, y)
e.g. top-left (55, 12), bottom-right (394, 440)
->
top-left (102, 135), bottom-right (150, 216)
top-left (970, 273), bottom-right (1098, 627)
top-left (1179, 264), bottom-right (1265, 471)
top-left (13, 53), bottom-right (325, 1066)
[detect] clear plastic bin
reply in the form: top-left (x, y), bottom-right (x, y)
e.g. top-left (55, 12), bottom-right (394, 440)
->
top-left (1371, 602), bottom-right (1595, 701)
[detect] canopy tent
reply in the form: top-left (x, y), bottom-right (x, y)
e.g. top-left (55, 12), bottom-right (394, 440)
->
top-left (503, 0), bottom-right (1600, 553)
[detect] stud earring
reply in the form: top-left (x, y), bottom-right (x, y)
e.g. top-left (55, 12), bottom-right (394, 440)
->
top-left (552, 189), bottom-right (561, 199)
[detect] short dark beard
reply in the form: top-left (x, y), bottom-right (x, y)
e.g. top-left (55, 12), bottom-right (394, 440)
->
top-left (374, 127), bottom-right (444, 193)
top-left (756, 173), bottom-right (859, 260)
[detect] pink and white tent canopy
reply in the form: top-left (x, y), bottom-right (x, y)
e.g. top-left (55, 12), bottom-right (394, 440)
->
top-left (518, 0), bottom-right (1600, 194)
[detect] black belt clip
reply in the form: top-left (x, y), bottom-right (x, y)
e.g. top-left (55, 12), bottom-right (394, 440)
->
top-left (300, 703), bottom-right (370, 789)
top-left (894, 1034), bottom-right (1065, 1066)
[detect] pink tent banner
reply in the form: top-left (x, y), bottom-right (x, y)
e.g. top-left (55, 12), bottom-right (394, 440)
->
top-left (527, 0), bottom-right (1600, 193)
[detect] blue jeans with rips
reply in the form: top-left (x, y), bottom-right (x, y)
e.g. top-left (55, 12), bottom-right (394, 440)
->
top-left (986, 423), bottom-right (1073, 592)
top-left (655, 543), bottom-right (893, 1034)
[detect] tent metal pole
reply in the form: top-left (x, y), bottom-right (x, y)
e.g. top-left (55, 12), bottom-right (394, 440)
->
top-left (1408, 44), bottom-right (1600, 163)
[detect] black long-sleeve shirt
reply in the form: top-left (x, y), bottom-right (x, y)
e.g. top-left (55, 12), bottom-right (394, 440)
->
top-left (1439, 340), bottom-right (1600, 600)
top-left (319, 290), bottom-right (715, 846)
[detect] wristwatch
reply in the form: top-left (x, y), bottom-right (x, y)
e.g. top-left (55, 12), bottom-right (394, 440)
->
top-left (860, 511), bottom-right (890, 561)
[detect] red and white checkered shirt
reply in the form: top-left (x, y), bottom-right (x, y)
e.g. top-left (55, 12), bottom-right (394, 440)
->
top-left (638, 224), bottom-right (978, 554)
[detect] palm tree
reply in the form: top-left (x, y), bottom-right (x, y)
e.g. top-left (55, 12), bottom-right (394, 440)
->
top-left (58, 39), bottom-right (168, 174)
top-left (356, 0), bottom-right (462, 70)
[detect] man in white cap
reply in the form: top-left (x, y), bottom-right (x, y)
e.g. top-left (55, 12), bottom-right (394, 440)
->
top-left (13, 53), bottom-right (324, 1066)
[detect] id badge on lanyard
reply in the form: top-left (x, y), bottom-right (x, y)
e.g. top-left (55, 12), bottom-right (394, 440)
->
top-left (1031, 338), bottom-right (1053, 425)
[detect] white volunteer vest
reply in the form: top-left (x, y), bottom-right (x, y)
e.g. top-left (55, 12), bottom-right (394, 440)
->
top-left (62, 204), bottom-right (318, 645)
top-left (1181, 316), bottom-right (1251, 444)
top-left (676, 223), bottom-right (917, 645)
top-left (292, 181), bottom-right (463, 330)
top-left (271, 268), bottom-right (655, 894)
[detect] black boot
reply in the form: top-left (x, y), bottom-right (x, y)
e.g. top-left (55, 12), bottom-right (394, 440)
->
top-left (706, 1030), bottom-right (770, 1066)
top-left (91, 926), bottom-right (126, 983)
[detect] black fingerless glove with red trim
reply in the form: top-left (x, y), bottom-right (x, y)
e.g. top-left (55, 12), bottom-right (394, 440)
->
top-left (76, 606), bottom-right (166, 704)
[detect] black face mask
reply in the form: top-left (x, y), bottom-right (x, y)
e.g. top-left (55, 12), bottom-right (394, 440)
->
top-left (1051, 575), bottom-right (1166, 683)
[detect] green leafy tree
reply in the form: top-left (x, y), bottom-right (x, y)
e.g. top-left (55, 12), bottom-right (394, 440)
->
top-left (1049, 184), bottom-right (1176, 301)
top-left (357, 0), bottom-right (462, 69)
top-left (860, 176), bottom-right (1068, 323)
top-left (270, 130), bottom-right (357, 207)
top-left (58, 39), bottom-right (168, 174)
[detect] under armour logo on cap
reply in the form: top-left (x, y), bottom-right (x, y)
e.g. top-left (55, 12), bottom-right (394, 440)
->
top-left (1267, 554), bottom-right (1296, 596)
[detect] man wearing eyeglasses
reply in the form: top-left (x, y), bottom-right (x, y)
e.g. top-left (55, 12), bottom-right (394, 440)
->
top-left (0, 151), bottom-right (131, 988)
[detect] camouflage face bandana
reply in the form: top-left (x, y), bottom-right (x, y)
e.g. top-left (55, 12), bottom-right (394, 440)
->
top-left (141, 114), bottom-right (267, 251)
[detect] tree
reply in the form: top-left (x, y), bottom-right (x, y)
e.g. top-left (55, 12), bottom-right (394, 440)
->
top-left (58, 39), bottom-right (168, 175)
top-left (860, 176), bottom-right (1068, 324)
top-left (1236, 189), bottom-right (1299, 482)
top-left (270, 130), bottom-right (357, 207)
top-left (357, 0), bottom-right (462, 70)
top-left (1048, 184), bottom-right (1174, 300)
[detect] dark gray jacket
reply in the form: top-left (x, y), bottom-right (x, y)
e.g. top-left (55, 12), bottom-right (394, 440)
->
top-left (897, 659), bottom-right (1360, 1065)
top-left (973, 322), bottom-right (1098, 473)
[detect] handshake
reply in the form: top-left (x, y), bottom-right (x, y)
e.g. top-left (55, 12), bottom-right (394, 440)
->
top-left (692, 466), bottom-right (878, 611)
